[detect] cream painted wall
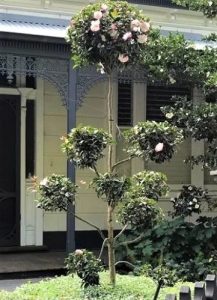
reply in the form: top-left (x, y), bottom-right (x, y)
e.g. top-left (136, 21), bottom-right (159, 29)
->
top-left (42, 79), bottom-right (216, 232)
top-left (43, 80), bottom-right (110, 232)
top-left (43, 80), bottom-right (67, 232)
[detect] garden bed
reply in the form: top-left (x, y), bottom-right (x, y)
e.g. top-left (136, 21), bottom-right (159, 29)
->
top-left (0, 272), bottom-right (193, 300)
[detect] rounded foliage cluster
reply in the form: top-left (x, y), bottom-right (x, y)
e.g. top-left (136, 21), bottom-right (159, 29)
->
top-left (125, 121), bottom-right (183, 163)
top-left (37, 174), bottom-right (77, 212)
top-left (132, 170), bottom-right (169, 201)
top-left (66, 249), bottom-right (103, 288)
top-left (161, 96), bottom-right (193, 136)
top-left (172, 0), bottom-right (217, 18)
top-left (170, 185), bottom-right (210, 217)
top-left (163, 99), bottom-right (217, 142)
top-left (188, 102), bottom-right (217, 143)
top-left (66, 0), bottom-right (150, 72)
top-left (91, 173), bottom-right (130, 207)
top-left (61, 126), bottom-right (111, 169)
top-left (117, 198), bottom-right (162, 230)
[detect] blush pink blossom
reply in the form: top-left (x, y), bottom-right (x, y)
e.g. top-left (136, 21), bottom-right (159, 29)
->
top-left (122, 32), bottom-right (132, 41)
top-left (140, 21), bottom-right (150, 33)
top-left (93, 11), bottom-right (103, 20)
top-left (101, 4), bottom-right (108, 11)
top-left (131, 19), bottom-right (140, 27)
top-left (118, 54), bottom-right (129, 63)
top-left (90, 20), bottom-right (100, 32)
top-left (137, 34), bottom-right (148, 44)
top-left (155, 143), bottom-right (164, 152)
top-left (75, 249), bottom-right (84, 256)
top-left (70, 19), bottom-right (76, 28)
top-left (111, 23), bottom-right (117, 30)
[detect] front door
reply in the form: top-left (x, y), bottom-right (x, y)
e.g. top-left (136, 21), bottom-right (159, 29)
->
top-left (0, 95), bottom-right (20, 247)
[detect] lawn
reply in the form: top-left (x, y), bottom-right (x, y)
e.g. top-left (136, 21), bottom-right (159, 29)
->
top-left (0, 272), bottom-right (193, 300)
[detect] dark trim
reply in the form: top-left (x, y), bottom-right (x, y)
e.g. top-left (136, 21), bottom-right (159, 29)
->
top-left (15, 96), bottom-right (21, 246)
top-left (66, 64), bottom-right (77, 253)
top-left (0, 35), bottom-right (70, 59)
top-left (43, 230), bottom-right (121, 251)
top-left (128, 0), bottom-right (184, 9)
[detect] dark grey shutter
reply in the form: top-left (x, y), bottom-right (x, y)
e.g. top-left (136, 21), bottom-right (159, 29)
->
top-left (118, 82), bottom-right (132, 126)
top-left (146, 85), bottom-right (191, 121)
top-left (127, 0), bottom-right (182, 9)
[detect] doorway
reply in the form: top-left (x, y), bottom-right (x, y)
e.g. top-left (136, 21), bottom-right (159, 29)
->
top-left (0, 95), bottom-right (20, 246)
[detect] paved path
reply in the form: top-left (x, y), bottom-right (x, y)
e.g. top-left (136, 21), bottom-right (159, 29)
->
top-left (0, 252), bottom-right (66, 274)
top-left (0, 278), bottom-right (44, 292)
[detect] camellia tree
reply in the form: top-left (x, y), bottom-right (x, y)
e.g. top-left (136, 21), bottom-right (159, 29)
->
top-left (35, 0), bottom-right (217, 288)
top-left (35, 0), bottom-right (185, 287)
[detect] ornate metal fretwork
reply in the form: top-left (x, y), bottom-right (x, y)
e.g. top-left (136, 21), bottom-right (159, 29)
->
top-left (0, 54), bottom-right (146, 109)
top-left (77, 67), bottom-right (146, 107)
top-left (0, 54), bottom-right (69, 106)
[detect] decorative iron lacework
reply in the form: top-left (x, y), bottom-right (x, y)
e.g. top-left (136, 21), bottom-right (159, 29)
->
top-left (0, 54), bottom-right (146, 108)
top-left (0, 54), bottom-right (69, 106)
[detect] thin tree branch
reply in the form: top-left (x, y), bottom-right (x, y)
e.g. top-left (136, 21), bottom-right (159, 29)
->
top-left (114, 224), bottom-right (128, 242)
top-left (92, 165), bottom-right (100, 177)
top-left (117, 232), bottom-right (145, 247)
top-left (74, 214), bottom-right (105, 240)
top-left (98, 238), bottom-right (108, 259)
top-left (112, 156), bottom-right (134, 172)
top-left (115, 261), bottom-right (136, 269)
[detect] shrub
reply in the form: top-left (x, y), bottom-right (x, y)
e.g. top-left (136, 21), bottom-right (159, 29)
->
top-left (61, 126), bottom-right (111, 168)
top-left (116, 216), bottom-right (217, 281)
top-left (36, 174), bottom-right (77, 211)
top-left (66, 249), bottom-right (103, 288)
top-left (125, 121), bottom-right (183, 163)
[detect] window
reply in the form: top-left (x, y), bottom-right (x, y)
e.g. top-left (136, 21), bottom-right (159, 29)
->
top-left (26, 100), bottom-right (35, 178)
top-left (146, 85), bottom-right (191, 121)
top-left (118, 82), bottom-right (132, 126)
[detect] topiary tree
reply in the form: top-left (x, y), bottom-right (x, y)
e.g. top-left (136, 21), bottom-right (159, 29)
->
top-left (35, 0), bottom-right (217, 288)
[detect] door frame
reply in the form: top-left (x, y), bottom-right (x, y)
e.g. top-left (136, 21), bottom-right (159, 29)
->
top-left (0, 87), bottom-right (43, 247)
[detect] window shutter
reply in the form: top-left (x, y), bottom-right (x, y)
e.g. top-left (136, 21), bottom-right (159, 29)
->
top-left (118, 82), bottom-right (132, 126)
top-left (146, 85), bottom-right (191, 121)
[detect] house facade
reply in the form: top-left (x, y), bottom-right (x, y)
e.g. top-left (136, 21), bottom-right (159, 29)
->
top-left (0, 0), bottom-right (216, 251)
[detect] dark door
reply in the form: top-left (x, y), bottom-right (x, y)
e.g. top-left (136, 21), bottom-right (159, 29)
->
top-left (0, 95), bottom-right (20, 246)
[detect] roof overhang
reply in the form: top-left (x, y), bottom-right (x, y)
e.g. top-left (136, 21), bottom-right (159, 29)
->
top-left (0, 12), bottom-right (216, 49)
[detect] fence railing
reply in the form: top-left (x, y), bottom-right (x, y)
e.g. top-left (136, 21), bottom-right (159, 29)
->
top-left (165, 274), bottom-right (217, 300)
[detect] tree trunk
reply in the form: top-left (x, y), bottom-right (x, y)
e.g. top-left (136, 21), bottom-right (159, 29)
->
top-left (107, 73), bottom-right (116, 286)
top-left (108, 204), bottom-right (116, 286)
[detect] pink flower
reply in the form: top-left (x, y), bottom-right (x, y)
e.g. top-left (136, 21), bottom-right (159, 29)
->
top-left (122, 32), bottom-right (132, 41)
top-left (118, 54), bottom-right (129, 63)
top-left (93, 11), bottom-right (103, 20)
top-left (111, 23), bottom-right (117, 31)
top-left (131, 19), bottom-right (140, 32)
top-left (101, 4), bottom-right (108, 11)
top-left (140, 21), bottom-right (150, 33)
top-left (75, 249), bottom-right (83, 256)
top-left (90, 20), bottom-right (100, 32)
top-left (110, 23), bottom-right (118, 39)
top-left (137, 34), bottom-right (148, 44)
top-left (131, 19), bottom-right (140, 27)
top-left (155, 143), bottom-right (164, 152)
top-left (70, 19), bottom-right (76, 29)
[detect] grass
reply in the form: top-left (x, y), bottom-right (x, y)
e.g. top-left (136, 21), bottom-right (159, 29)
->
top-left (0, 272), bottom-right (194, 300)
